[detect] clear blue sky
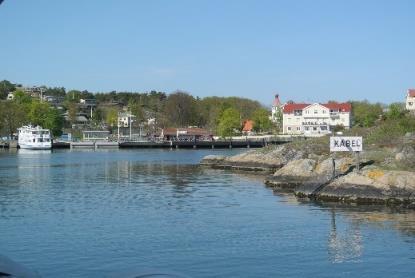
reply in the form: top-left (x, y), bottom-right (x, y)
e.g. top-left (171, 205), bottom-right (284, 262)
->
top-left (1, 0), bottom-right (414, 106)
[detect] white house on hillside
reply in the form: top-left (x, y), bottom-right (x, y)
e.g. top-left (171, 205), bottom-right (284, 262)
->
top-left (283, 102), bottom-right (351, 135)
top-left (406, 89), bottom-right (415, 111)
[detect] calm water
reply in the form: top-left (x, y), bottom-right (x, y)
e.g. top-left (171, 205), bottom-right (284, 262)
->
top-left (0, 149), bottom-right (415, 277)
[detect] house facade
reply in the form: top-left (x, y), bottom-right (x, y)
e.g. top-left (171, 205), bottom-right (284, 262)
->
top-left (283, 102), bottom-right (351, 135)
top-left (406, 89), bottom-right (415, 111)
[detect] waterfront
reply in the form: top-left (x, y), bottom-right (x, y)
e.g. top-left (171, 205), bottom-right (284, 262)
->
top-left (0, 149), bottom-right (415, 277)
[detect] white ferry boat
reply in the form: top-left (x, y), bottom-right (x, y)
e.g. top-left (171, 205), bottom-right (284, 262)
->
top-left (18, 125), bottom-right (52, 150)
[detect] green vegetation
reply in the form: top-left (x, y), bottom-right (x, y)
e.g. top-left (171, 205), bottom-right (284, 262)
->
top-left (351, 100), bottom-right (383, 127)
top-left (217, 108), bottom-right (241, 138)
top-left (251, 108), bottom-right (273, 133)
top-left (0, 80), bottom-right (16, 99)
top-left (0, 94), bottom-right (63, 137)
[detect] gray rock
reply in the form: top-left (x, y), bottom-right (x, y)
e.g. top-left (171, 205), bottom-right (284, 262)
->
top-left (273, 159), bottom-right (316, 178)
top-left (395, 145), bottom-right (415, 162)
top-left (316, 168), bottom-right (415, 204)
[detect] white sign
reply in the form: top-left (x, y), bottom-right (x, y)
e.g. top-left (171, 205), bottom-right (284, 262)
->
top-left (330, 136), bottom-right (363, 152)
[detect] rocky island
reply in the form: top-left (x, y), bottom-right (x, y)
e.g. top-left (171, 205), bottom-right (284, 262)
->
top-left (201, 134), bottom-right (415, 208)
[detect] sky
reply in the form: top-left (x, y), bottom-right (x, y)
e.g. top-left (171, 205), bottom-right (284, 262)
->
top-left (0, 0), bottom-right (414, 106)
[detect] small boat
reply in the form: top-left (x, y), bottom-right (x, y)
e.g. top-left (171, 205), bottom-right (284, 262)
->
top-left (18, 125), bottom-right (52, 150)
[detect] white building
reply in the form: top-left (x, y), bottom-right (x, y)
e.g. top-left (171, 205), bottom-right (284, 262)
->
top-left (118, 112), bottom-right (135, 128)
top-left (283, 102), bottom-right (352, 135)
top-left (406, 89), bottom-right (415, 111)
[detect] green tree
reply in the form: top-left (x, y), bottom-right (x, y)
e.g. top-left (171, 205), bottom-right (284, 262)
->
top-left (44, 87), bottom-right (66, 97)
top-left (28, 101), bottom-right (63, 136)
top-left (217, 108), bottom-right (241, 138)
top-left (13, 90), bottom-right (32, 105)
top-left (0, 80), bottom-right (16, 100)
top-left (251, 108), bottom-right (272, 133)
top-left (105, 108), bottom-right (118, 128)
top-left (66, 102), bottom-right (78, 126)
top-left (163, 91), bottom-right (198, 127)
top-left (351, 101), bottom-right (383, 127)
top-left (387, 102), bottom-right (405, 120)
top-left (0, 101), bottom-right (27, 138)
top-left (128, 101), bottom-right (145, 123)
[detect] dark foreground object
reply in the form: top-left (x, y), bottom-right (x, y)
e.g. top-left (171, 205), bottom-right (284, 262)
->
top-left (0, 254), bottom-right (40, 277)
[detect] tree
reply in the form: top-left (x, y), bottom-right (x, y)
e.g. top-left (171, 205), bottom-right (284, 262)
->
top-left (66, 102), bottom-right (78, 126)
top-left (351, 101), bottom-right (383, 127)
top-left (128, 101), bottom-right (145, 123)
top-left (251, 108), bottom-right (272, 133)
top-left (13, 90), bottom-right (32, 105)
top-left (105, 108), bottom-right (118, 128)
top-left (44, 87), bottom-right (66, 97)
top-left (217, 108), bottom-right (241, 138)
top-left (28, 101), bottom-right (63, 136)
top-left (386, 103), bottom-right (405, 120)
top-left (0, 101), bottom-right (27, 138)
top-left (163, 91), bottom-right (198, 127)
top-left (0, 80), bottom-right (16, 100)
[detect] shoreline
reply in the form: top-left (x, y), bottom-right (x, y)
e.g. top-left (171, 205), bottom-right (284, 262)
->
top-left (200, 144), bottom-right (415, 209)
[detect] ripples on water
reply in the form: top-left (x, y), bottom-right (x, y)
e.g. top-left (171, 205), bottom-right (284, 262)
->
top-left (0, 149), bottom-right (415, 277)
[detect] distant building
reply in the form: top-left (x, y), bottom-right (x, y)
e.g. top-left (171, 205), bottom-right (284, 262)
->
top-left (242, 120), bottom-right (254, 135)
top-left (118, 112), bottom-right (135, 128)
top-left (43, 95), bottom-right (64, 106)
top-left (283, 102), bottom-right (351, 135)
top-left (161, 127), bottom-right (213, 141)
top-left (82, 130), bottom-right (110, 141)
top-left (22, 86), bottom-right (45, 98)
top-left (406, 89), bottom-right (415, 111)
top-left (79, 98), bottom-right (96, 106)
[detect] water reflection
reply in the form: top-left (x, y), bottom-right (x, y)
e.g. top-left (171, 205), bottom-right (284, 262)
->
top-left (328, 209), bottom-right (363, 263)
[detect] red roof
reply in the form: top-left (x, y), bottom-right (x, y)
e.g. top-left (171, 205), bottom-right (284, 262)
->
top-left (242, 120), bottom-right (253, 132)
top-left (283, 103), bottom-right (309, 113)
top-left (283, 102), bottom-right (351, 113)
top-left (322, 102), bottom-right (351, 112)
top-left (408, 89), bottom-right (415, 97)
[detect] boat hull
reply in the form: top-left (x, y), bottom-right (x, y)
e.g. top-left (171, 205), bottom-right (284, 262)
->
top-left (19, 143), bottom-right (52, 150)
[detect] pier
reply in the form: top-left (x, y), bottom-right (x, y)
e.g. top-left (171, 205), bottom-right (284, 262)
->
top-left (2, 136), bottom-right (297, 150)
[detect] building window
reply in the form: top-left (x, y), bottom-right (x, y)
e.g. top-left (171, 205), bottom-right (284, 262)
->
top-left (321, 126), bottom-right (327, 130)
top-left (409, 102), bottom-right (413, 106)
top-left (314, 110), bottom-right (318, 114)
top-left (313, 127), bottom-right (317, 131)
top-left (305, 127), bottom-right (309, 131)
top-left (288, 127), bottom-right (291, 131)
top-left (322, 110), bottom-right (326, 114)
top-left (297, 127), bottom-right (300, 130)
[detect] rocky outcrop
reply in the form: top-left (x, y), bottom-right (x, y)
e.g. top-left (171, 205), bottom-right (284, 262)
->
top-left (200, 145), bottom-right (305, 172)
top-left (266, 157), bottom-right (360, 192)
top-left (312, 167), bottom-right (415, 205)
top-left (200, 143), bottom-right (415, 208)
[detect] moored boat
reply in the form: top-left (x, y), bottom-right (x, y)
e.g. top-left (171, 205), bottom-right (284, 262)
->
top-left (17, 125), bottom-right (52, 150)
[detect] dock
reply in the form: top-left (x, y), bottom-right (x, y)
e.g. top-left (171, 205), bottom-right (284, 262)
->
top-left (69, 141), bottom-right (119, 149)
top-left (3, 136), bottom-right (297, 150)
top-left (50, 137), bottom-right (295, 149)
